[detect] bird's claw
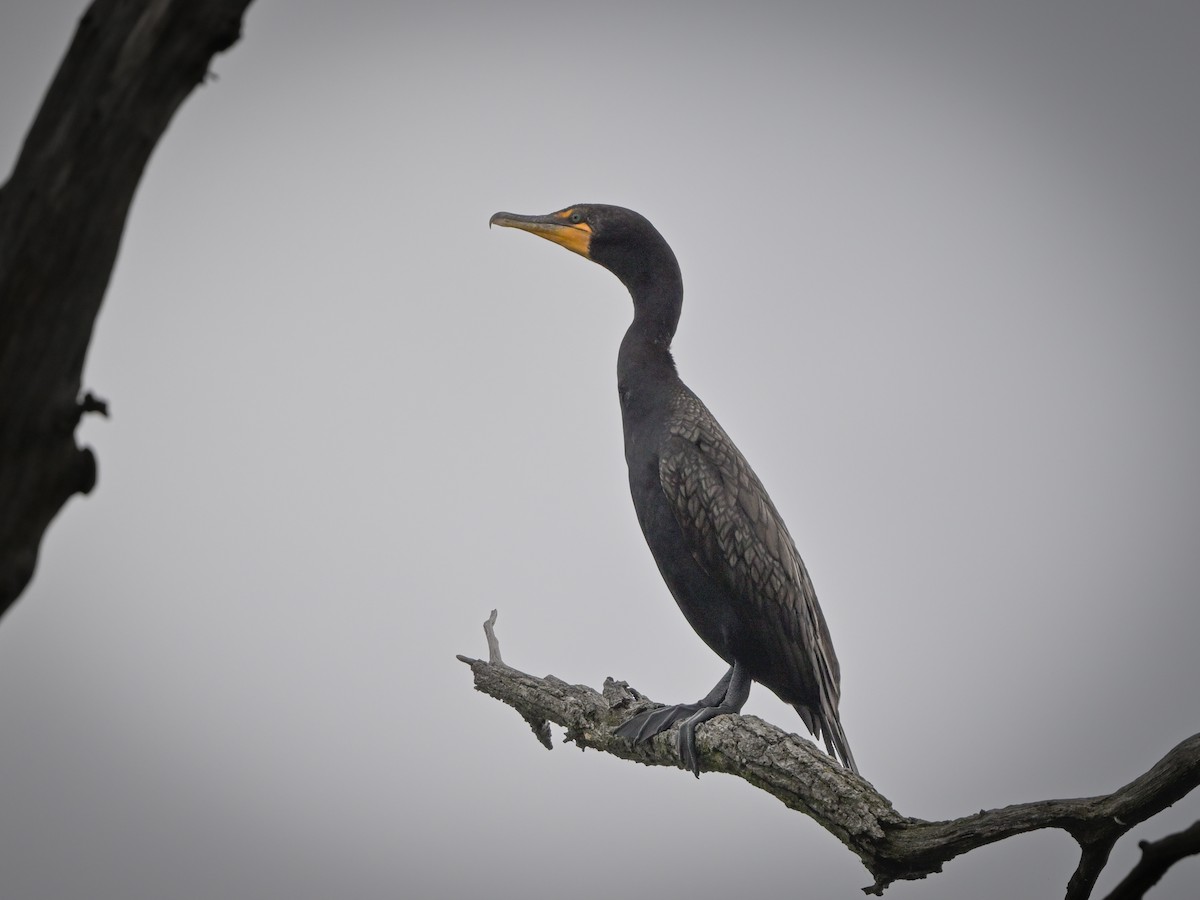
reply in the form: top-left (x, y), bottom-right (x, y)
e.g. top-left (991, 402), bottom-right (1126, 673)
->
top-left (678, 720), bottom-right (702, 777)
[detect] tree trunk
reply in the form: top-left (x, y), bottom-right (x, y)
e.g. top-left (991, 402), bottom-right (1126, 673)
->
top-left (0, 0), bottom-right (255, 617)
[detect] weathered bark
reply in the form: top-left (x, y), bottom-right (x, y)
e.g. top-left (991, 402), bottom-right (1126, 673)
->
top-left (459, 614), bottom-right (1200, 898)
top-left (0, 0), bottom-right (255, 617)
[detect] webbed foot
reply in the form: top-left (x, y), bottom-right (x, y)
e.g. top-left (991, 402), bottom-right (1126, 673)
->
top-left (614, 701), bottom-right (707, 744)
top-left (613, 663), bottom-right (751, 777)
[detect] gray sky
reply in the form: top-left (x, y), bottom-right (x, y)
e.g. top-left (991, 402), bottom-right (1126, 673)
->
top-left (2, 2), bottom-right (1198, 898)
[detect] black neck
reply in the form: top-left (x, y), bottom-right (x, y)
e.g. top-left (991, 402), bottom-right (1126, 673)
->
top-left (616, 266), bottom-right (684, 386)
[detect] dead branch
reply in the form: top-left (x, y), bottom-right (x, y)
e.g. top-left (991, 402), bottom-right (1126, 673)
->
top-left (1103, 820), bottom-right (1200, 900)
top-left (0, 0), bottom-right (256, 617)
top-left (458, 613), bottom-right (1200, 898)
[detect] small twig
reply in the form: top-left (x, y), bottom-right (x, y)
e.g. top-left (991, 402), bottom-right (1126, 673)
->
top-left (1103, 819), bottom-right (1200, 900)
top-left (457, 611), bottom-right (552, 749)
top-left (483, 608), bottom-right (502, 664)
top-left (79, 391), bottom-right (109, 418)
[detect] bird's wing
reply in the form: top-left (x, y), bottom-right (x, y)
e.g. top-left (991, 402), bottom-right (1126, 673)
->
top-left (658, 392), bottom-right (843, 725)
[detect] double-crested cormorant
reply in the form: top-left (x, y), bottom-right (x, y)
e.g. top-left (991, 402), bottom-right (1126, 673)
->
top-left (490, 204), bottom-right (858, 777)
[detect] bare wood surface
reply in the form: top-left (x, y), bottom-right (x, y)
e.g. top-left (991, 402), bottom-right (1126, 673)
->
top-left (459, 614), bottom-right (1200, 897)
top-left (0, 0), bottom-right (255, 617)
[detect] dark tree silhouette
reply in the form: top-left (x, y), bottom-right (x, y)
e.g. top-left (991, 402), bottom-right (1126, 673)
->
top-left (461, 611), bottom-right (1200, 899)
top-left (0, 0), bottom-right (255, 618)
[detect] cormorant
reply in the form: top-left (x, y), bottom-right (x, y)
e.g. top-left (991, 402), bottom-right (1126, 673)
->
top-left (490, 204), bottom-right (858, 777)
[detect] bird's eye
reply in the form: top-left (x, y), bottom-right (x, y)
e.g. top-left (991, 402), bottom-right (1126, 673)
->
top-left (570, 212), bottom-right (583, 224)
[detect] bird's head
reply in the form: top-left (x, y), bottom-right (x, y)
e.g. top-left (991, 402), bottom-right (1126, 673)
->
top-left (489, 204), bottom-right (679, 294)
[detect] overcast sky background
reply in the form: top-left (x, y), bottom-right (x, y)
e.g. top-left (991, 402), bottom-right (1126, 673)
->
top-left (1, 2), bottom-right (1198, 898)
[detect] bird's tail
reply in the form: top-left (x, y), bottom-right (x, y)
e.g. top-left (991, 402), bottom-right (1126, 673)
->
top-left (822, 711), bottom-right (859, 776)
top-left (797, 704), bottom-right (859, 776)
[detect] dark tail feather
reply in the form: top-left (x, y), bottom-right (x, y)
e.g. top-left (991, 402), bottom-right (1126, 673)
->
top-left (820, 711), bottom-right (859, 776)
top-left (796, 703), bottom-right (859, 776)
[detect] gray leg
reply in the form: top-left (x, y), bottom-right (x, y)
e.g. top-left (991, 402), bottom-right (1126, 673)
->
top-left (678, 661), bottom-right (751, 777)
